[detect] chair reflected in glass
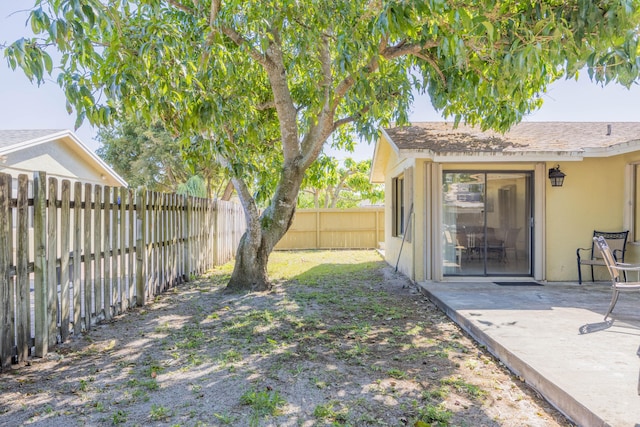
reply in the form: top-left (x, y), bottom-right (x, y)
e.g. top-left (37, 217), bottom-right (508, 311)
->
top-left (503, 228), bottom-right (521, 262)
top-left (443, 229), bottom-right (466, 271)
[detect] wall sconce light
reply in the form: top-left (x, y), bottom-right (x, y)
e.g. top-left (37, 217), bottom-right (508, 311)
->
top-left (548, 165), bottom-right (566, 187)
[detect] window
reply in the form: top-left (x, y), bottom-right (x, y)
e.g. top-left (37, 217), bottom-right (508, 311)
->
top-left (392, 175), bottom-right (405, 237)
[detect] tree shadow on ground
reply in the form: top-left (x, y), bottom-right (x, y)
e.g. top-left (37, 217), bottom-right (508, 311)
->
top-left (0, 251), bottom-right (572, 426)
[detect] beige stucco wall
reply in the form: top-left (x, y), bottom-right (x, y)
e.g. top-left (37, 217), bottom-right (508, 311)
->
top-left (377, 132), bottom-right (640, 282)
top-left (381, 146), bottom-right (416, 280)
top-left (546, 153), bottom-right (640, 281)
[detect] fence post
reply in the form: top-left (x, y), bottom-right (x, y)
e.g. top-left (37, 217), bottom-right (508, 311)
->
top-left (127, 189), bottom-right (134, 306)
top-left (46, 177), bottom-right (59, 348)
top-left (151, 192), bottom-right (159, 297)
top-left (93, 185), bottom-right (103, 321)
top-left (103, 186), bottom-right (112, 321)
top-left (0, 174), bottom-right (12, 370)
top-left (119, 187), bottom-right (127, 313)
top-left (16, 174), bottom-right (30, 363)
top-left (111, 189), bottom-right (119, 315)
top-left (60, 180), bottom-right (71, 342)
top-left (33, 171), bottom-right (48, 357)
top-left (73, 182), bottom-right (82, 335)
top-left (135, 190), bottom-right (147, 306)
top-left (316, 210), bottom-right (321, 249)
top-left (83, 183), bottom-right (92, 331)
top-left (185, 196), bottom-right (192, 280)
top-left (212, 200), bottom-right (218, 267)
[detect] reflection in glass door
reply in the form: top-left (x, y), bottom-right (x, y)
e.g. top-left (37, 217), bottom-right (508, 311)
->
top-left (442, 172), bottom-right (532, 276)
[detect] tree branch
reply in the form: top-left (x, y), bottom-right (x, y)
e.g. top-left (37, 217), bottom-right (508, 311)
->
top-left (220, 27), bottom-right (271, 68)
top-left (256, 100), bottom-right (275, 111)
top-left (298, 35), bottom-right (334, 164)
top-left (215, 128), bottom-right (260, 229)
top-left (209, 0), bottom-right (221, 24)
top-left (332, 104), bottom-right (371, 131)
top-left (262, 27), bottom-right (301, 162)
top-left (167, 0), bottom-right (195, 14)
top-left (413, 51), bottom-right (447, 86)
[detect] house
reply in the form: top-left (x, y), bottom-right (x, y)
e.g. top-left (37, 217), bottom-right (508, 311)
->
top-left (0, 129), bottom-right (126, 187)
top-left (371, 122), bottom-right (640, 282)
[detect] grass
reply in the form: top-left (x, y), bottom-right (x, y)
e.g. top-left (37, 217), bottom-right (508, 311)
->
top-left (0, 250), bottom-right (570, 427)
top-left (240, 388), bottom-right (286, 426)
top-left (149, 403), bottom-right (172, 421)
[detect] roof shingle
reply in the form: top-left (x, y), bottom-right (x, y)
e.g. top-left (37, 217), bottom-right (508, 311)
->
top-left (0, 129), bottom-right (65, 150)
top-left (383, 122), bottom-right (640, 154)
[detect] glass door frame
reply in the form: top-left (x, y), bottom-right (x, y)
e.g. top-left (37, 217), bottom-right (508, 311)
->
top-left (441, 170), bottom-right (534, 277)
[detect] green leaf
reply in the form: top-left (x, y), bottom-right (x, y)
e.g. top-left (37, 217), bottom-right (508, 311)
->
top-left (481, 20), bottom-right (494, 41)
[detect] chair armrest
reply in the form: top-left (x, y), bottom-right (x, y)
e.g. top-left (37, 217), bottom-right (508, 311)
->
top-left (613, 249), bottom-right (625, 261)
top-left (576, 247), bottom-right (591, 260)
top-left (611, 263), bottom-right (640, 272)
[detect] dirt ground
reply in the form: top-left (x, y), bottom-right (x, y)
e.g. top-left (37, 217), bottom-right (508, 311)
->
top-left (0, 250), bottom-right (574, 426)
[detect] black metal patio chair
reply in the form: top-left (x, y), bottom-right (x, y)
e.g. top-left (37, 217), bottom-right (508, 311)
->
top-left (576, 230), bottom-right (628, 284)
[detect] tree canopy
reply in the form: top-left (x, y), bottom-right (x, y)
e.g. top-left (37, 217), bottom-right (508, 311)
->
top-left (300, 157), bottom-right (384, 208)
top-left (5, 0), bottom-right (640, 290)
top-left (95, 119), bottom-right (227, 198)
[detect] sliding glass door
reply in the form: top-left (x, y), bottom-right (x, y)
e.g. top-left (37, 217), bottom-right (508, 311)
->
top-left (442, 171), bottom-right (532, 276)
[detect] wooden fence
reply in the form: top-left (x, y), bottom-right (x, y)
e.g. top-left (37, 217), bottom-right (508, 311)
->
top-left (0, 172), bottom-right (246, 370)
top-left (275, 207), bottom-right (384, 250)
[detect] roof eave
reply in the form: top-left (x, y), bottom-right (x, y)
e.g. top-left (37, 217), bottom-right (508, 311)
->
top-left (0, 130), bottom-right (128, 187)
top-left (582, 138), bottom-right (640, 157)
top-left (0, 130), bottom-right (69, 155)
top-left (370, 129), bottom-right (402, 183)
top-left (63, 132), bottom-right (128, 187)
top-left (397, 149), bottom-right (586, 162)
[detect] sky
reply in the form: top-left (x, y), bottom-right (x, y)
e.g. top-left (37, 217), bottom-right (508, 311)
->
top-left (2, 3), bottom-right (640, 160)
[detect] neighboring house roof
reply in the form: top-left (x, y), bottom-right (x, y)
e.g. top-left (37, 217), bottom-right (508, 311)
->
top-left (371, 121), bottom-right (640, 182)
top-left (0, 129), bottom-right (127, 187)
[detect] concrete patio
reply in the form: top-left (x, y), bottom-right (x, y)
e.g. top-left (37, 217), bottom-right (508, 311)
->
top-left (419, 280), bottom-right (640, 427)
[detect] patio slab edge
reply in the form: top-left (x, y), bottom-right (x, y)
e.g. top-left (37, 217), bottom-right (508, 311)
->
top-left (417, 283), bottom-right (609, 427)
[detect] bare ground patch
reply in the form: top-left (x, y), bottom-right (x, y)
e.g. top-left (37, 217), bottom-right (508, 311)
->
top-left (0, 250), bottom-right (573, 426)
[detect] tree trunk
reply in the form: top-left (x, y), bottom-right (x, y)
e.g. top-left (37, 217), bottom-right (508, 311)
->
top-left (226, 162), bottom-right (302, 292)
top-left (221, 180), bottom-right (234, 201)
top-left (227, 232), bottom-right (271, 292)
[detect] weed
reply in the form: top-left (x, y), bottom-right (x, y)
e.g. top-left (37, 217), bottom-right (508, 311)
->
top-left (387, 368), bottom-right (408, 379)
top-left (415, 404), bottom-right (452, 426)
top-left (149, 404), bottom-right (172, 421)
top-left (111, 409), bottom-right (127, 425)
top-left (175, 324), bottom-right (206, 349)
top-left (127, 378), bottom-right (159, 391)
top-left (142, 361), bottom-right (164, 377)
top-left (313, 401), bottom-right (348, 424)
top-left (221, 349), bottom-right (243, 363)
top-left (240, 387), bottom-right (286, 425)
top-left (407, 324), bottom-right (423, 335)
top-left (422, 386), bottom-right (448, 401)
top-left (213, 412), bottom-right (236, 425)
top-left (441, 377), bottom-right (487, 399)
top-left (131, 388), bottom-right (149, 402)
top-left (311, 377), bottom-right (327, 389)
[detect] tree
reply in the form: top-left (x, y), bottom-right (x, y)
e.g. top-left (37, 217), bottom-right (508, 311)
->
top-left (300, 156), bottom-right (384, 208)
top-left (96, 120), bottom-right (228, 198)
top-left (5, 0), bottom-right (640, 291)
